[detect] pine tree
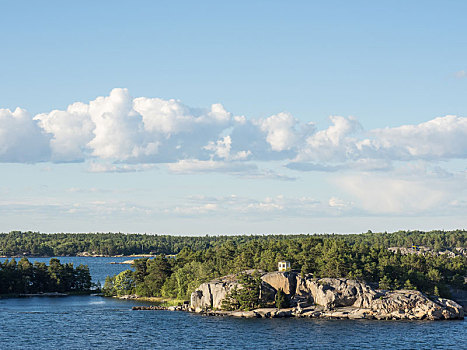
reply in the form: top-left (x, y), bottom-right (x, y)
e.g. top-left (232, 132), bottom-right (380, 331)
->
top-left (221, 272), bottom-right (263, 311)
top-left (275, 288), bottom-right (289, 309)
top-left (403, 279), bottom-right (416, 290)
top-left (378, 275), bottom-right (392, 290)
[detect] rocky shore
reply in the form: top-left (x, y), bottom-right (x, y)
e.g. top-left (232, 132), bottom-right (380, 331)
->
top-left (133, 305), bottom-right (178, 311)
top-left (109, 260), bottom-right (135, 265)
top-left (188, 271), bottom-right (465, 321)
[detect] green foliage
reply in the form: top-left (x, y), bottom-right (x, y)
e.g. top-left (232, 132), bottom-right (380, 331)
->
top-left (103, 270), bottom-right (135, 296)
top-left (5, 230), bottom-right (464, 301)
top-left (275, 288), bottom-right (290, 309)
top-left (103, 231), bottom-right (466, 300)
top-left (142, 256), bottom-right (172, 297)
top-left (0, 258), bottom-right (91, 294)
top-left (378, 275), bottom-right (392, 290)
top-left (1, 229), bottom-right (465, 257)
top-left (114, 270), bottom-right (135, 296)
top-left (221, 272), bottom-right (264, 311)
top-left (102, 276), bottom-right (116, 296)
top-left (403, 279), bottom-right (416, 290)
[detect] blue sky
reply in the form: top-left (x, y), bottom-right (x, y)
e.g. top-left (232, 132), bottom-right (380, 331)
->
top-left (0, 1), bottom-right (466, 234)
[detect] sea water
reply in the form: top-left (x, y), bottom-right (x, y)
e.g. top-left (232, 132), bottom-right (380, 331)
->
top-left (0, 257), bottom-right (465, 349)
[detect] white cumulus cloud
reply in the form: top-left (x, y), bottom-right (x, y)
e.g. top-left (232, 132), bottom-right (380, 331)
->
top-left (35, 102), bottom-right (93, 162)
top-left (0, 108), bottom-right (50, 162)
top-left (2, 88), bottom-right (467, 178)
top-left (364, 115), bottom-right (467, 160)
top-left (296, 115), bottom-right (362, 162)
top-left (258, 112), bottom-right (303, 151)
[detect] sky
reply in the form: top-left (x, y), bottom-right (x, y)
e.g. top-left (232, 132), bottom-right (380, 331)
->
top-left (0, 0), bottom-right (466, 234)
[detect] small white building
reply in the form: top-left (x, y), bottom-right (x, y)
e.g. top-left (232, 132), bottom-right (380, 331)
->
top-left (278, 260), bottom-right (291, 272)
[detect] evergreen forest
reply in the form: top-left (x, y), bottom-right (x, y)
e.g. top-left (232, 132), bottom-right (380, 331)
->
top-left (0, 258), bottom-right (92, 295)
top-left (1, 229), bottom-right (465, 256)
top-left (100, 230), bottom-right (467, 301)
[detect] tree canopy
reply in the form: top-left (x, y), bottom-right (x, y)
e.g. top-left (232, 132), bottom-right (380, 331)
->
top-left (101, 230), bottom-right (467, 301)
top-left (1, 229), bottom-right (465, 257)
top-left (0, 258), bottom-right (92, 295)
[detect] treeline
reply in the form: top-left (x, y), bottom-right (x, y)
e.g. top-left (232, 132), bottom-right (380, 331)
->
top-left (340, 230), bottom-right (467, 252)
top-left (103, 235), bottom-right (467, 301)
top-left (0, 258), bottom-right (92, 295)
top-left (1, 230), bottom-right (466, 257)
top-left (0, 231), bottom-right (272, 256)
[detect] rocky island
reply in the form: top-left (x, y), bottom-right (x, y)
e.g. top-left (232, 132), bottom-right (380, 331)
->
top-left (189, 271), bottom-right (465, 320)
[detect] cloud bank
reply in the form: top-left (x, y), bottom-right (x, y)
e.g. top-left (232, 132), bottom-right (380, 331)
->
top-left (1, 88), bottom-right (467, 172)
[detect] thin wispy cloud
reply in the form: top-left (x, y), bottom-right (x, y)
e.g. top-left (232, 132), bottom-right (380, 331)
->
top-left (87, 162), bottom-right (156, 173)
top-left (455, 70), bottom-right (467, 78)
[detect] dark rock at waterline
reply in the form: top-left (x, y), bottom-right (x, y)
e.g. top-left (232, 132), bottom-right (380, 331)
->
top-left (132, 304), bottom-right (189, 311)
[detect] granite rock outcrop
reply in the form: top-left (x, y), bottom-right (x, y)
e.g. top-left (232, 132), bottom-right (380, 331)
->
top-left (190, 271), bottom-right (464, 320)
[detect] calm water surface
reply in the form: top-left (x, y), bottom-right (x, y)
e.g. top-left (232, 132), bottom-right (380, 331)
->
top-left (0, 257), bottom-right (465, 349)
top-left (22, 256), bottom-right (134, 283)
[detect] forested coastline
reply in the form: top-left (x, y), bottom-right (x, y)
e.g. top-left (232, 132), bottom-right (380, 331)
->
top-left (1, 229), bottom-right (465, 257)
top-left (1, 230), bottom-right (465, 301)
top-left (101, 230), bottom-right (467, 301)
top-left (0, 258), bottom-right (92, 295)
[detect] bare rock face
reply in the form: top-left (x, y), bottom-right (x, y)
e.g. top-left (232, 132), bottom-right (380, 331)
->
top-left (261, 271), bottom-right (296, 295)
top-left (190, 271), bottom-right (464, 320)
top-left (190, 280), bottom-right (239, 310)
top-left (435, 297), bottom-right (465, 318)
top-left (190, 270), bottom-right (266, 310)
top-left (295, 277), bottom-right (378, 309)
top-left (370, 290), bottom-right (465, 320)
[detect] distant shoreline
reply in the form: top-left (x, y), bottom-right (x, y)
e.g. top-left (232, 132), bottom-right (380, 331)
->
top-left (0, 291), bottom-right (97, 299)
top-left (0, 254), bottom-right (156, 259)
